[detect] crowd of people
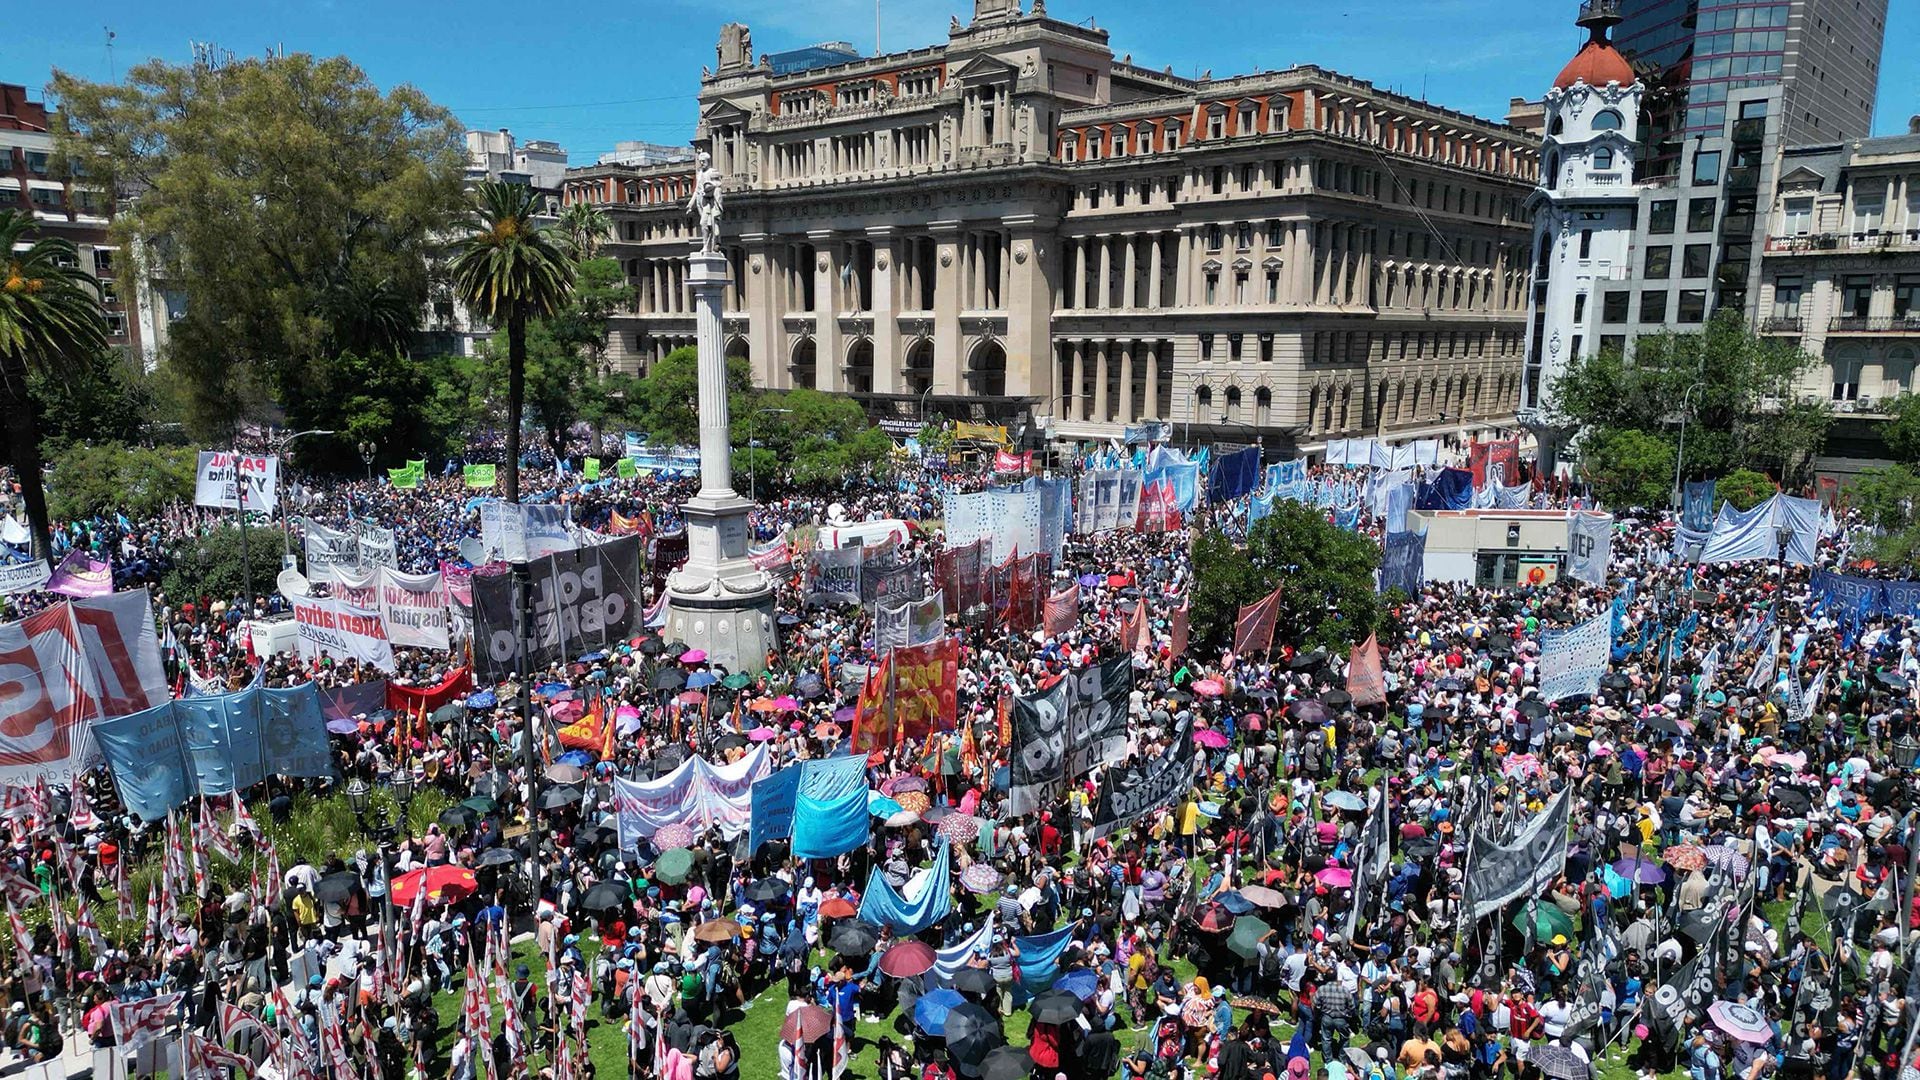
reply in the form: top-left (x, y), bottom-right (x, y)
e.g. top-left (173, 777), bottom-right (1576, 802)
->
top-left (0, 435), bottom-right (1911, 1080)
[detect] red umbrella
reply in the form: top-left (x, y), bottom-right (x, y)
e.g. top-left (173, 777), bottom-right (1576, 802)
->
top-left (879, 940), bottom-right (937, 978)
top-left (1192, 903), bottom-right (1234, 934)
top-left (389, 865), bottom-right (477, 907)
top-left (782, 1004), bottom-right (833, 1043)
top-left (1192, 679), bottom-right (1226, 698)
top-left (820, 897), bottom-right (859, 919)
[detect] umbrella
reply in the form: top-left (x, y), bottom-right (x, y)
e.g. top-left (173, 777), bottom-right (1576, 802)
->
top-left (1237, 885), bottom-right (1285, 909)
top-left (1706, 1000), bottom-right (1772, 1043)
top-left (774, 695), bottom-right (800, 711)
top-left (885, 810), bottom-right (921, 828)
top-left (819, 897), bottom-right (859, 919)
top-left (781, 1004), bottom-right (833, 1043)
top-left (536, 785), bottom-right (582, 810)
top-left (1768, 786), bottom-right (1814, 816)
top-left (651, 669), bottom-right (686, 691)
top-left (1193, 728), bottom-right (1229, 749)
top-left (1663, 844), bottom-right (1708, 872)
top-left (680, 649), bottom-right (707, 664)
top-left (1320, 689), bottom-right (1353, 708)
top-left (1527, 1043), bottom-right (1589, 1080)
top-left (466, 690), bottom-right (497, 708)
top-left (743, 877), bottom-right (789, 905)
top-left (922, 804), bottom-right (952, 824)
top-left (943, 1002), bottom-right (1002, 1064)
top-left (952, 967), bottom-right (997, 998)
top-left (1877, 671), bottom-right (1911, 690)
top-left (389, 866), bottom-right (477, 907)
top-left (828, 920), bottom-right (881, 956)
top-left (896, 791), bottom-right (931, 814)
top-left (582, 880), bottom-right (629, 914)
top-left (1214, 891), bottom-right (1255, 915)
top-left (1289, 700), bottom-right (1330, 726)
top-left (869, 794), bottom-right (905, 818)
top-left (883, 775), bottom-right (930, 796)
top-left (1609, 858), bottom-right (1666, 885)
top-left (326, 718), bottom-right (361, 735)
top-left (1192, 678), bottom-right (1226, 698)
top-left (1028, 990), bottom-right (1083, 1024)
top-left (1192, 903), bottom-right (1235, 934)
top-left (982, 1045), bottom-right (1032, 1080)
top-left (687, 671), bottom-right (719, 690)
top-left (960, 864), bottom-right (1004, 894)
top-left (1642, 711), bottom-right (1686, 736)
top-left (692, 919), bottom-right (742, 944)
top-left (813, 722), bottom-right (844, 741)
top-left (722, 672), bottom-right (753, 690)
top-left (1052, 969), bottom-right (1099, 1000)
top-left (1315, 866), bottom-right (1354, 888)
top-left (653, 848), bottom-right (694, 884)
top-left (637, 637), bottom-right (665, 656)
top-left (676, 690), bottom-right (707, 707)
top-left (313, 871), bottom-right (361, 904)
top-left (914, 989), bottom-right (966, 1035)
top-left (796, 672), bottom-right (826, 699)
top-left (653, 823), bottom-right (697, 850)
top-left (1701, 845), bottom-right (1751, 879)
top-left (1512, 903), bottom-right (1575, 943)
top-left (459, 796), bottom-right (497, 814)
top-left (1226, 915), bottom-right (1273, 960)
top-left (545, 763), bottom-right (586, 784)
top-left (880, 940), bottom-right (938, 978)
top-left (1324, 790), bottom-right (1366, 812)
top-left (1517, 698), bottom-right (1551, 720)
top-left (438, 805), bottom-right (479, 830)
top-left (1288, 651), bottom-right (1326, 671)
top-left (713, 733), bottom-right (747, 751)
top-left (749, 698), bottom-right (785, 714)
top-left (747, 727), bottom-right (779, 742)
top-left (477, 846), bottom-right (519, 868)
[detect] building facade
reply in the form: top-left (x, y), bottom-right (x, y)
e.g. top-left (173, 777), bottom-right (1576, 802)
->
top-left (561, 0), bottom-right (1539, 449)
top-left (1756, 133), bottom-right (1920, 470)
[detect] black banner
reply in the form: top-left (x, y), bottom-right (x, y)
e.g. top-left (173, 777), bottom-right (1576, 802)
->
top-left (1007, 655), bottom-right (1132, 815)
top-left (1089, 715), bottom-right (1195, 840)
top-left (473, 535), bottom-right (643, 682)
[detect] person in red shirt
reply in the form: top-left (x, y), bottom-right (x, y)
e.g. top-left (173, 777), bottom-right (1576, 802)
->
top-left (1507, 991), bottom-right (1542, 1064)
top-left (1030, 1020), bottom-right (1064, 1071)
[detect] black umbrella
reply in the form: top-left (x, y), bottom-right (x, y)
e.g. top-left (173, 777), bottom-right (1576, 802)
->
top-left (438, 804), bottom-right (479, 830)
top-left (1877, 671), bottom-right (1910, 690)
top-left (470, 773), bottom-right (507, 799)
top-left (1487, 634), bottom-right (1515, 658)
top-left (431, 703), bottom-right (465, 726)
top-left (1028, 991), bottom-right (1082, 1025)
top-left (1517, 698), bottom-right (1551, 720)
top-left (1321, 689), bottom-right (1353, 708)
top-left (1768, 786), bottom-right (1814, 816)
top-left (662, 641), bottom-right (690, 658)
top-left (1600, 673), bottom-right (1631, 691)
top-left (777, 613), bottom-right (801, 627)
top-left (537, 785), bottom-right (584, 810)
top-left (952, 967), bottom-right (996, 998)
top-left (796, 672), bottom-right (826, 699)
top-left (582, 880), bottom-right (629, 914)
top-left (651, 669), bottom-right (687, 691)
top-left (477, 847), bottom-right (519, 868)
top-left (828, 921), bottom-right (882, 955)
top-left (653, 745), bottom-right (690, 772)
top-left (713, 733), bottom-right (747, 752)
top-left (743, 877), bottom-right (790, 905)
top-left (314, 871), bottom-right (361, 904)
top-left (1642, 712), bottom-right (1685, 736)
top-left (1289, 651), bottom-right (1326, 671)
top-left (943, 1002), bottom-right (1002, 1065)
top-left (638, 637), bottom-right (665, 656)
top-left (981, 1045), bottom-right (1032, 1080)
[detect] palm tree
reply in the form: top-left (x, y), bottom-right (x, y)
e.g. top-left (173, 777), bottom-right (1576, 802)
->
top-left (447, 182), bottom-right (575, 502)
top-left (557, 200), bottom-right (611, 260)
top-left (0, 210), bottom-right (108, 563)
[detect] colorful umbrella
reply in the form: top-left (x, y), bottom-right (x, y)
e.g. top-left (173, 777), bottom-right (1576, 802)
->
top-left (781, 1004), bottom-right (833, 1043)
top-left (774, 696), bottom-right (800, 711)
top-left (1324, 790), bottom-right (1367, 812)
top-left (895, 791), bottom-right (931, 814)
top-left (1191, 903), bottom-right (1235, 933)
top-left (721, 672), bottom-right (753, 690)
top-left (880, 940), bottom-right (938, 978)
top-left (1511, 903), bottom-right (1575, 943)
top-left (749, 698), bottom-right (784, 714)
top-left (1663, 844), bottom-right (1708, 872)
top-left (692, 918), bottom-right (742, 943)
top-left (960, 864), bottom-right (1004, 894)
top-left (1609, 858), bottom-right (1666, 885)
top-left (653, 848), bottom-right (694, 884)
top-left (1192, 679), bottom-right (1226, 698)
top-left (1315, 866), bottom-right (1354, 888)
top-left (675, 690), bottom-right (706, 706)
top-left (389, 866), bottom-right (477, 907)
top-left (653, 823), bottom-right (696, 850)
top-left (882, 775), bottom-right (930, 796)
top-left (1237, 885), bottom-right (1285, 909)
top-left (687, 672), bottom-right (719, 690)
top-left (1193, 728), bottom-right (1230, 749)
top-left (748, 727), bottom-right (779, 742)
top-left (1226, 916), bottom-right (1274, 960)
top-left (680, 649), bottom-right (707, 663)
top-left (1708, 1001), bottom-right (1773, 1044)
top-left (914, 989), bottom-right (966, 1035)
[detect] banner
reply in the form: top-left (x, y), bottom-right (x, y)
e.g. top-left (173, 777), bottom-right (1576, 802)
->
top-left (0, 562), bottom-right (51, 597)
top-left (479, 501), bottom-right (574, 564)
top-left (858, 841), bottom-right (952, 934)
top-left (1089, 715), bottom-right (1195, 840)
top-left (292, 596), bottom-right (397, 673)
top-left (1464, 787), bottom-right (1571, 919)
top-left (583, 457), bottom-right (601, 482)
top-left (1123, 422), bottom-right (1170, 445)
top-left (1537, 611), bottom-right (1610, 702)
top-left (94, 683), bottom-right (331, 819)
top-left (0, 589), bottom-right (169, 787)
top-left (1700, 496), bottom-right (1780, 563)
top-left (463, 464), bottom-right (496, 489)
top-left (90, 703), bottom-right (193, 821)
top-left (1233, 587), bottom-right (1282, 656)
top-left (805, 546), bottom-right (863, 607)
top-left (746, 765), bottom-right (802, 853)
top-left (386, 459), bottom-right (425, 489)
top-left (377, 569), bottom-right (451, 650)
top-left (471, 536), bottom-right (643, 683)
top-left (1007, 656), bottom-right (1131, 815)
top-left (1681, 479), bottom-right (1717, 532)
top-left (748, 538), bottom-right (791, 571)
top-left (1380, 529), bottom-right (1426, 596)
top-left (45, 551), bottom-right (111, 598)
top-left (951, 421), bottom-right (1008, 446)
top-left (1208, 446), bottom-right (1263, 503)
top-left (1567, 512), bottom-right (1614, 586)
top-left (851, 638), bottom-right (960, 752)
top-left (1042, 583), bottom-right (1079, 638)
top-left (874, 595), bottom-right (944, 653)
top-left (1346, 633), bottom-right (1387, 706)
top-left (610, 744), bottom-right (770, 847)
top-left (194, 452), bottom-right (279, 513)
top-left (791, 755), bottom-right (870, 859)
top-left (299, 519), bottom-right (362, 586)
top-left (355, 522), bottom-right (397, 570)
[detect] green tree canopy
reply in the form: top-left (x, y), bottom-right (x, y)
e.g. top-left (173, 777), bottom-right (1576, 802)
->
top-left (1713, 468), bottom-right (1778, 511)
top-left (1879, 393), bottom-right (1920, 464)
top-left (1580, 428), bottom-right (1675, 511)
top-left (1190, 501), bottom-right (1384, 655)
top-left (1550, 312), bottom-right (1828, 487)
top-left (51, 55), bottom-right (466, 442)
top-left (159, 524), bottom-right (287, 604)
top-left (46, 442), bottom-right (195, 521)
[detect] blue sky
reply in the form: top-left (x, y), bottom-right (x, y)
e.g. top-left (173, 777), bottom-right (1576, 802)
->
top-left (6, 0), bottom-right (1915, 162)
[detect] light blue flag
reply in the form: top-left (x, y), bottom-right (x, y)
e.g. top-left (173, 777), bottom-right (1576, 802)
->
top-left (93, 702), bottom-right (195, 821)
top-left (260, 683), bottom-right (334, 779)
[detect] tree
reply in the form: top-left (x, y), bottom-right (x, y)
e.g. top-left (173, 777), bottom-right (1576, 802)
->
top-left (556, 202), bottom-right (612, 260)
top-left (46, 442), bottom-right (195, 521)
top-left (630, 348), bottom-right (756, 448)
top-left (0, 210), bottom-right (109, 562)
top-left (470, 255), bottom-right (637, 458)
top-left (1190, 501), bottom-right (1384, 655)
top-left (27, 345), bottom-right (154, 452)
top-left (765, 389), bottom-right (894, 487)
top-left (1714, 469), bottom-right (1777, 511)
top-left (159, 524), bottom-right (287, 605)
top-left (52, 55), bottom-right (467, 441)
top-left (1549, 312), bottom-right (1828, 486)
top-left (1880, 394), bottom-right (1920, 464)
top-left (1850, 464), bottom-right (1920, 572)
top-left (1580, 428), bottom-right (1675, 511)
top-left (447, 181), bottom-right (575, 502)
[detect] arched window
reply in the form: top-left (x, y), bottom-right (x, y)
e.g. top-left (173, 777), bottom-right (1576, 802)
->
top-left (1593, 147), bottom-right (1615, 171)
top-left (1543, 152), bottom-right (1559, 190)
top-left (1195, 385), bottom-right (1212, 413)
top-left (1549, 115), bottom-right (1565, 136)
top-left (1832, 348), bottom-right (1864, 401)
top-left (1255, 387), bottom-right (1272, 426)
top-left (1885, 347), bottom-right (1917, 396)
top-left (1224, 386), bottom-right (1242, 421)
top-left (1592, 109), bottom-right (1623, 131)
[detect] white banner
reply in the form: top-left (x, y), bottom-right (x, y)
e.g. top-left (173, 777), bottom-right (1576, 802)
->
top-left (612, 744), bottom-right (769, 847)
top-left (355, 523), bottom-right (397, 569)
top-left (300, 519), bottom-right (361, 585)
top-left (194, 452), bottom-right (279, 513)
top-left (330, 564), bottom-right (379, 609)
top-left (291, 596), bottom-right (396, 672)
top-left (0, 588), bottom-right (169, 787)
top-left (1537, 611), bottom-right (1611, 702)
top-left (378, 569), bottom-right (450, 650)
top-left (1567, 512), bottom-right (1614, 586)
top-left (0, 562), bottom-right (51, 597)
top-left (479, 501), bottom-right (573, 564)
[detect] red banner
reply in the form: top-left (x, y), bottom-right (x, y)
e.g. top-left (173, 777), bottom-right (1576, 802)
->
top-left (992, 450), bottom-right (1032, 474)
top-left (1346, 633), bottom-right (1386, 706)
top-left (1043, 584), bottom-right (1079, 638)
top-left (385, 666), bottom-right (473, 713)
top-left (1233, 587), bottom-right (1283, 657)
top-left (1170, 598), bottom-right (1190, 659)
top-left (851, 638), bottom-right (960, 753)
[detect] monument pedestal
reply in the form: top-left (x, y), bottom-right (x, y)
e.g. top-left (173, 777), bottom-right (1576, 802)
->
top-left (663, 248), bottom-right (778, 674)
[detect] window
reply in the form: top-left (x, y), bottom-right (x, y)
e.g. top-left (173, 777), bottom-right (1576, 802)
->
top-left (1579, 230), bottom-right (1593, 259)
top-left (1137, 125), bottom-right (1154, 154)
top-left (1888, 347), bottom-right (1918, 394)
top-left (1644, 246), bottom-right (1672, 279)
top-left (1843, 275), bottom-right (1874, 317)
top-left (1573, 294), bottom-right (1587, 322)
top-left (1544, 152), bottom-right (1559, 191)
top-left (1772, 276), bottom-right (1803, 318)
top-left (1265, 269), bottom-right (1280, 303)
top-left (1206, 225), bottom-right (1224, 252)
top-left (104, 313), bottom-right (126, 338)
top-left (1896, 275), bottom-right (1920, 318)
top-left (1593, 147), bottom-right (1614, 171)
top-left (1782, 197), bottom-right (1813, 236)
top-left (1853, 193), bottom-right (1886, 234)
top-left (1210, 166), bottom-right (1225, 194)
top-left (1683, 244), bottom-right (1712, 278)
top-left (1592, 109), bottom-right (1623, 131)
top-left (1205, 272), bottom-right (1219, 304)
top-left (1640, 291), bottom-right (1669, 323)
top-left (1832, 350), bottom-right (1862, 401)
top-left (1260, 336), bottom-right (1274, 364)
top-left (1692, 150), bottom-right (1722, 186)
top-left (1165, 126), bottom-right (1180, 151)
top-left (1265, 220), bottom-right (1282, 247)
top-left (1739, 101), bottom-right (1771, 121)
top-left (1649, 200), bottom-right (1677, 234)
top-left (1236, 223), bottom-right (1253, 250)
top-left (1688, 198), bottom-right (1717, 232)
top-left (1234, 270), bottom-right (1249, 304)
top-left (1677, 290), bottom-right (1708, 323)
top-left (1196, 384), bottom-right (1212, 409)
top-left (92, 248), bottom-right (114, 275)
top-left (1602, 291), bottom-right (1631, 322)
top-left (1224, 386), bottom-right (1241, 419)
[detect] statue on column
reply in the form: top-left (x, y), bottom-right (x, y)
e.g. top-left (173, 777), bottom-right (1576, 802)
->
top-left (685, 150), bottom-right (725, 254)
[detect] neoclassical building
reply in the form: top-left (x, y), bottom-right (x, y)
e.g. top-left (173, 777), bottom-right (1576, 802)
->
top-left (562, 0), bottom-right (1539, 449)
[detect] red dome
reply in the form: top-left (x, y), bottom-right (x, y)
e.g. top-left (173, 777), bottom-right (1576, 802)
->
top-left (1554, 39), bottom-right (1634, 90)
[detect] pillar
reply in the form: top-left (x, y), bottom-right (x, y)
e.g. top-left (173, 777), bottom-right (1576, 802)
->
top-left (1144, 339), bottom-right (1161, 418)
top-left (1097, 236), bottom-right (1114, 310)
top-left (742, 233), bottom-right (780, 389)
top-left (869, 227), bottom-right (901, 393)
top-left (1093, 339), bottom-right (1110, 422)
top-left (689, 251), bottom-right (735, 498)
top-left (930, 221), bottom-right (963, 395)
top-left (1173, 229), bottom-right (1192, 308)
top-left (809, 229), bottom-right (842, 392)
top-left (1004, 215), bottom-right (1054, 403)
top-left (1123, 235), bottom-right (1138, 309)
top-left (1148, 234), bottom-right (1163, 310)
top-left (1070, 341), bottom-right (1086, 419)
top-left (1119, 340), bottom-right (1136, 421)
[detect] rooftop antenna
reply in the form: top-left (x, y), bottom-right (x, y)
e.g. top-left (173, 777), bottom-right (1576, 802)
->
top-left (876, 0), bottom-right (881, 56)
top-left (105, 26), bottom-right (117, 81)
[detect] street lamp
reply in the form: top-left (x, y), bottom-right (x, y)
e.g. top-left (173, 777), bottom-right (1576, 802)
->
top-left (357, 440), bottom-right (378, 482)
top-left (391, 770), bottom-right (415, 839)
top-left (276, 429), bottom-right (335, 559)
top-left (345, 777), bottom-right (371, 823)
top-left (1670, 382), bottom-right (1706, 510)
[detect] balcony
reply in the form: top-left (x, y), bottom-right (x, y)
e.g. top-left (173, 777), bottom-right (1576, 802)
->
top-left (1758, 315), bottom-right (1803, 333)
top-left (1829, 315), bottom-right (1920, 334)
top-left (1719, 212), bottom-right (1755, 237)
top-left (1730, 118), bottom-right (1766, 145)
top-left (1764, 231), bottom-right (1920, 254)
top-left (1724, 166), bottom-right (1760, 192)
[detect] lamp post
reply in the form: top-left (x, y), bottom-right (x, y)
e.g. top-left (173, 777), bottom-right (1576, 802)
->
top-left (357, 441), bottom-right (378, 483)
top-left (344, 777), bottom-right (398, 980)
top-left (275, 429), bottom-right (335, 561)
top-left (1776, 524), bottom-right (1794, 572)
top-left (1670, 382), bottom-right (1706, 509)
top-left (391, 769), bottom-right (415, 839)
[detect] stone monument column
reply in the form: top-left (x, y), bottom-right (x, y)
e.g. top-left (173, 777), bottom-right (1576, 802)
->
top-left (664, 152), bottom-right (777, 674)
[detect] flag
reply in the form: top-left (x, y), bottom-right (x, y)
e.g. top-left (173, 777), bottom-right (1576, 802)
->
top-left (617, 458), bottom-right (637, 479)
top-left (1043, 583), bottom-right (1079, 638)
top-left (1346, 633), bottom-right (1387, 706)
top-left (5, 901), bottom-right (31, 967)
top-left (1127, 600), bottom-right (1152, 652)
top-left (109, 992), bottom-right (184, 1052)
top-left (1463, 787), bottom-right (1572, 920)
top-left (1233, 586), bottom-right (1283, 656)
top-left (198, 801), bottom-right (240, 864)
top-left (1747, 626), bottom-right (1781, 691)
top-left (1169, 598), bottom-right (1190, 658)
top-left (585, 457), bottom-right (601, 481)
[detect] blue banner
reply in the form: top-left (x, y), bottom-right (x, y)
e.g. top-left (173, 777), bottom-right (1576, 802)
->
top-left (857, 841), bottom-right (952, 934)
top-left (93, 703), bottom-right (195, 822)
top-left (1416, 468), bottom-right (1475, 511)
top-left (93, 683), bottom-right (332, 818)
top-left (791, 755), bottom-right (870, 859)
top-left (261, 685), bottom-right (334, 779)
top-left (1012, 925), bottom-right (1076, 1003)
top-left (747, 764), bottom-right (802, 853)
top-left (177, 695), bottom-right (244, 796)
top-left (1682, 480), bottom-right (1717, 532)
top-left (1144, 464), bottom-right (1199, 512)
top-left (1380, 530), bottom-right (1427, 596)
top-left (1208, 446), bottom-right (1263, 504)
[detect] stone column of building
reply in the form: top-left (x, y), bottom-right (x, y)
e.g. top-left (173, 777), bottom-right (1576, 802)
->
top-left (1118, 340), bottom-right (1136, 421)
top-left (1144, 339), bottom-right (1161, 418)
top-left (869, 227), bottom-right (901, 394)
top-left (1174, 229), bottom-right (1194, 307)
top-left (1004, 215), bottom-right (1052, 404)
top-left (1071, 340), bottom-right (1088, 420)
top-left (930, 221), bottom-right (963, 395)
top-left (1148, 234), bottom-right (1163, 310)
top-left (1092, 339), bottom-right (1111, 421)
top-left (1068, 240), bottom-right (1086, 309)
top-left (1122, 236), bottom-right (1138, 309)
top-left (809, 230), bottom-right (842, 392)
top-left (1096, 235), bottom-right (1114, 310)
top-left (742, 233), bottom-right (781, 389)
